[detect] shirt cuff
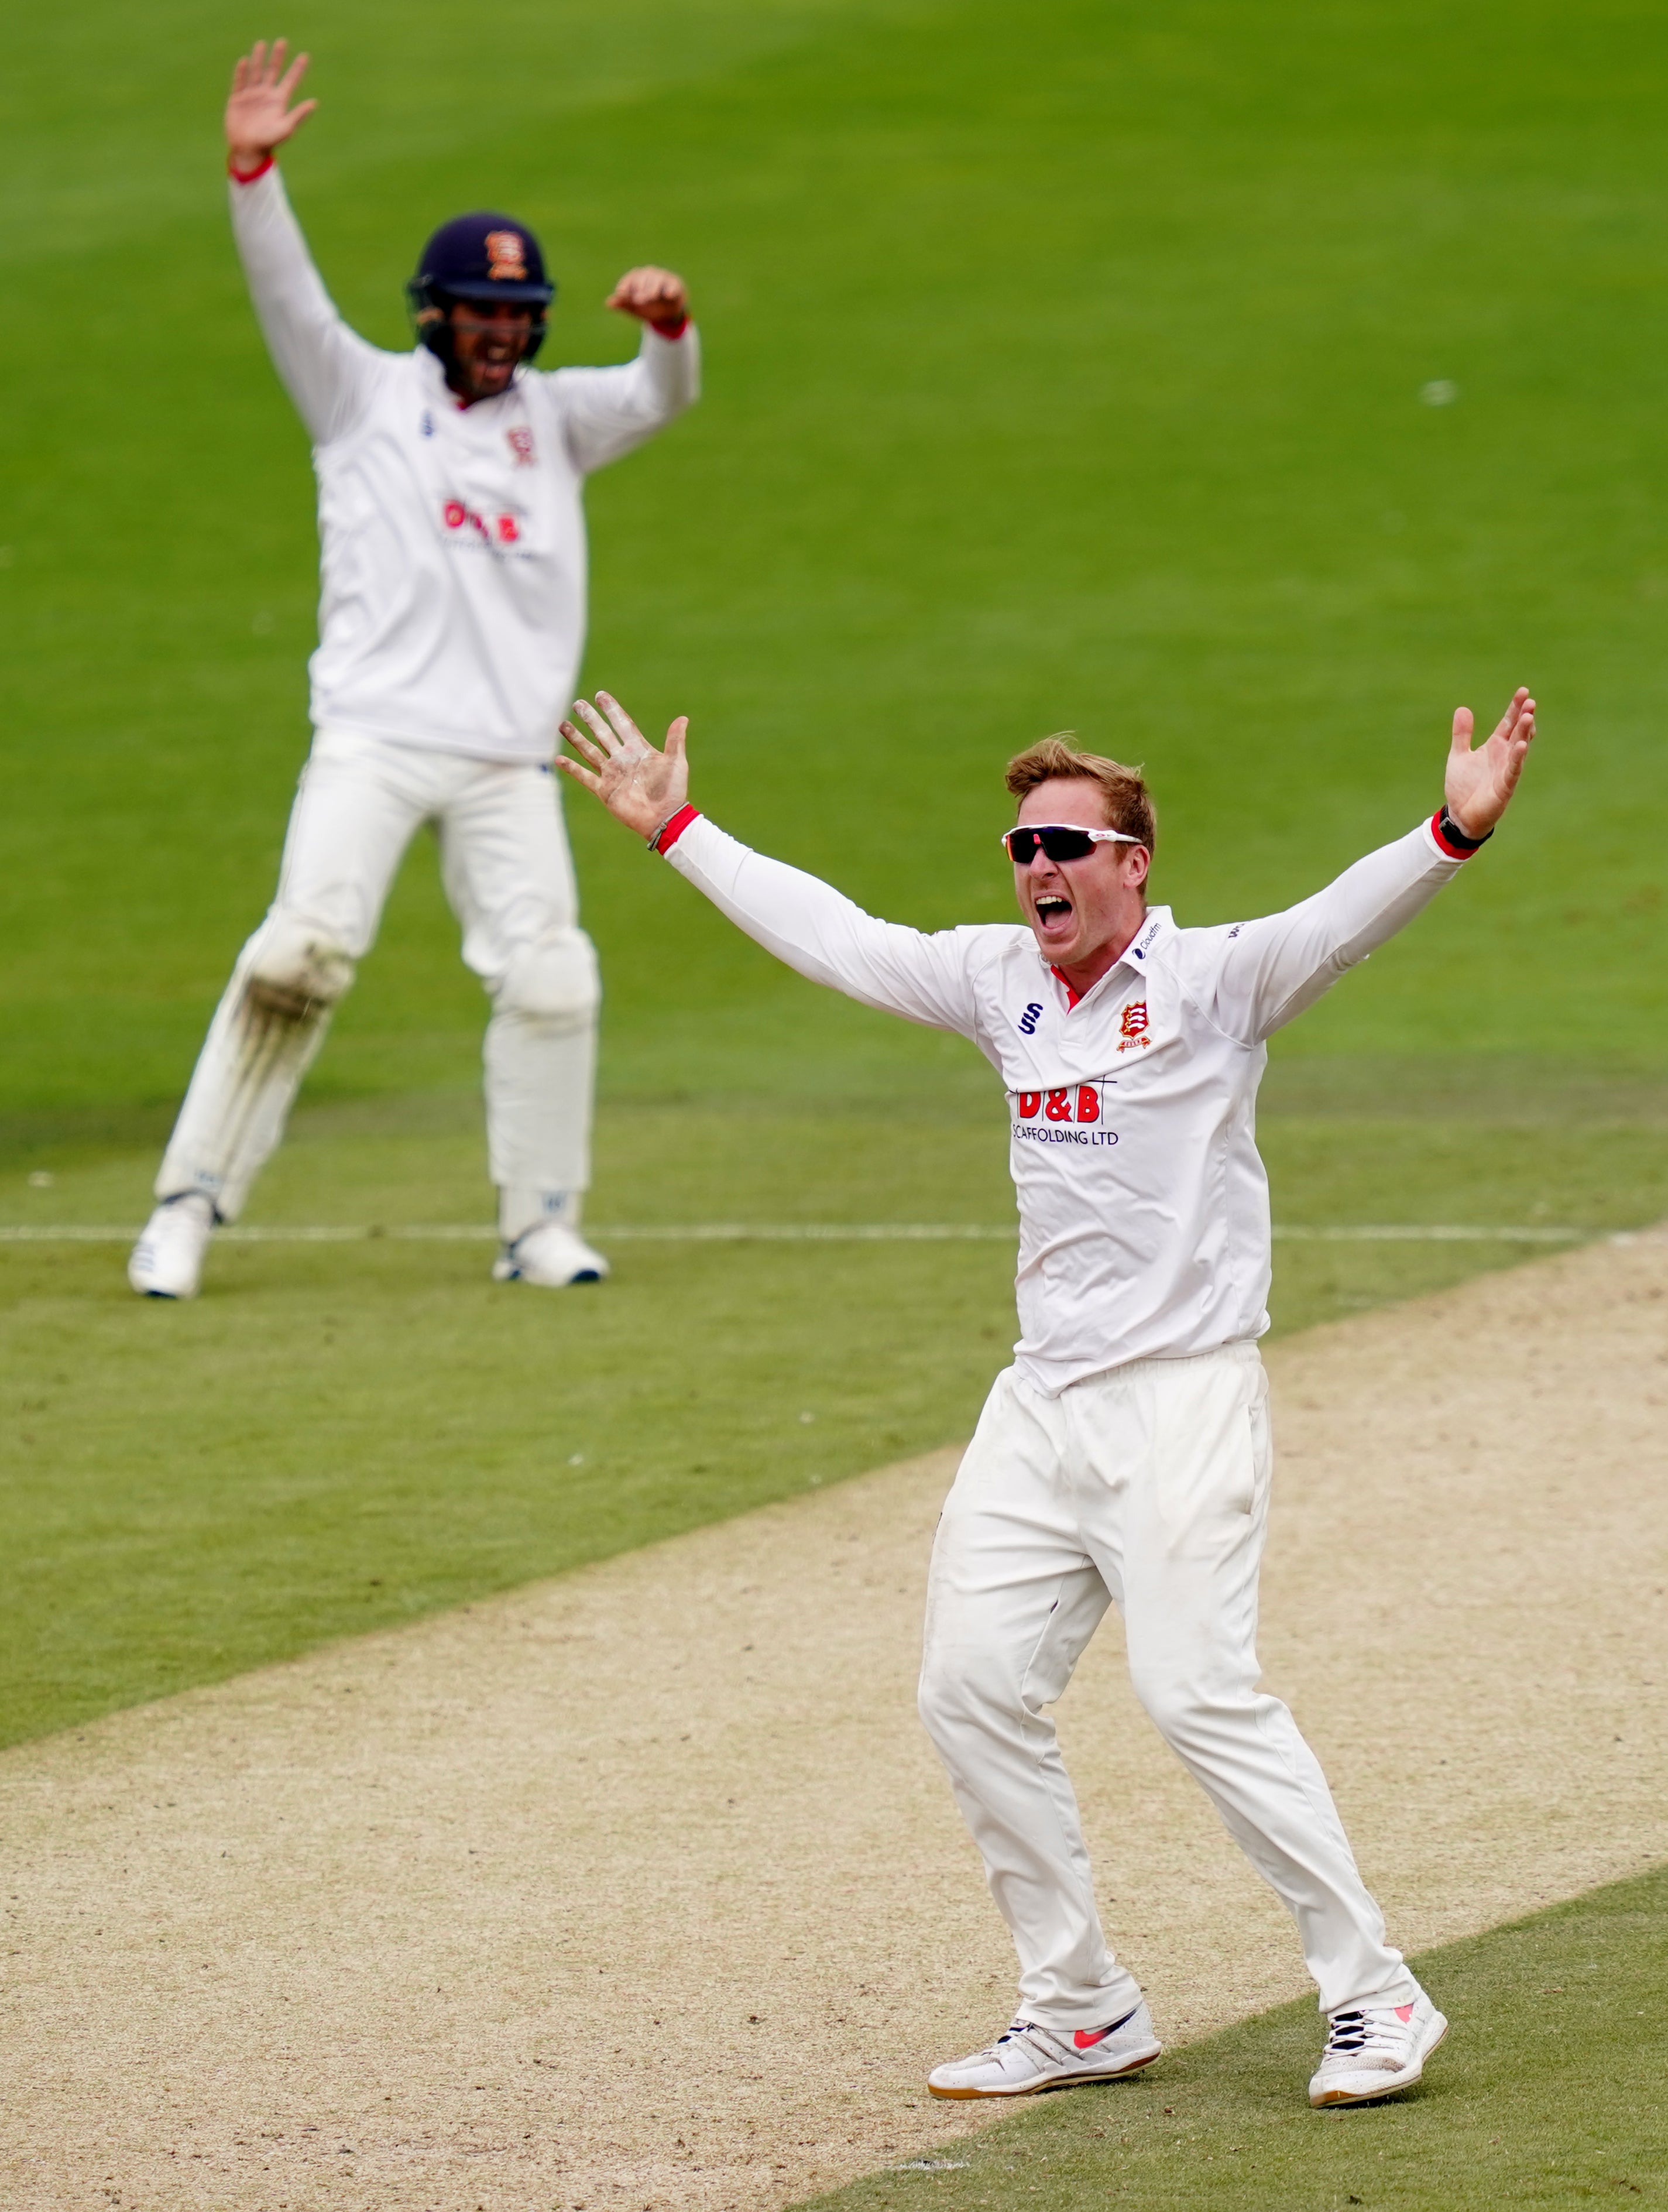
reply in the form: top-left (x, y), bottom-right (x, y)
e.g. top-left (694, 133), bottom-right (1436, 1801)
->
top-left (228, 155), bottom-right (276, 184)
top-left (1426, 808), bottom-right (1485, 860)
top-left (653, 803), bottom-right (701, 854)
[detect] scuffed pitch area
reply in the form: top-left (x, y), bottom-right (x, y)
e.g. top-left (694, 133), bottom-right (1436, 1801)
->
top-left (2, 1230), bottom-right (1666, 2211)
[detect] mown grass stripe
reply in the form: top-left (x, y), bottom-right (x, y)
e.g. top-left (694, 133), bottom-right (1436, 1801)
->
top-left (796, 1863), bottom-right (1668, 2212)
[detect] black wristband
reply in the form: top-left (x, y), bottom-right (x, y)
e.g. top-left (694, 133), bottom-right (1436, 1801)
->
top-left (1432, 804), bottom-right (1492, 858)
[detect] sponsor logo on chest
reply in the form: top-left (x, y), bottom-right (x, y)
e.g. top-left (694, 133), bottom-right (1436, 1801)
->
top-left (415, 403), bottom-right (538, 546)
top-left (1009, 1082), bottom-right (1120, 1146)
top-left (442, 500), bottom-right (522, 546)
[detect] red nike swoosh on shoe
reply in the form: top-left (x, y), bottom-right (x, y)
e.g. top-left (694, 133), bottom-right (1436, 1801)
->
top-left (1073, 2027), bottom-right (1113, 2049)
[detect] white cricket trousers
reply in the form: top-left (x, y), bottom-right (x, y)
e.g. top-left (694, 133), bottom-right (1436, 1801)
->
top-left (918, 1343), bottom-right (1415, 2029)
top-left (156, 726), bottom-right (599, 1240)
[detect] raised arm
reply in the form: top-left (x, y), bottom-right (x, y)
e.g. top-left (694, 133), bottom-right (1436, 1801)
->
top-left (557, 694), bottom-right (980, 1035)
top-left (551, 269), bottom-right (699, 474)
top-left (1207, 688), bottom-right (1536, 1042)
top-left (224, 41), bottom-right (380, 446)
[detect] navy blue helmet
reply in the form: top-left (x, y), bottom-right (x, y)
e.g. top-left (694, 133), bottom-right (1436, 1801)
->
top-left (407, 212), bottom-right (556, 363)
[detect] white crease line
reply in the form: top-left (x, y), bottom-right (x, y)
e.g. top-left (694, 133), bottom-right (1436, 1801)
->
top-left (0, 1222), bottom-right (1605, 1245)
top-left (1274, 1225), bottom-right (1590, 1244)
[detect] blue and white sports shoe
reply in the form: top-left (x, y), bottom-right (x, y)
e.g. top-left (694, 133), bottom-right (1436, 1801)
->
top-left (927, 2002), bottom-right (1162, 2098)
top-left (1308, 1988), bottom-right (1448, 2107)
top-left (128, 1194), bottom-right (216, 1299)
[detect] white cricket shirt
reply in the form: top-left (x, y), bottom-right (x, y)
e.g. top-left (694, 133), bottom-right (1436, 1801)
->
top-left (663, 812), bottom-right (1473, 1391)
top-left (230, 166), bottom-right (699, 762)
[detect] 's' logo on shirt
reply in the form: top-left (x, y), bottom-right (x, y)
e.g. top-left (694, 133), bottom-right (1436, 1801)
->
top-left (507, 426), bottom-right (536, 467)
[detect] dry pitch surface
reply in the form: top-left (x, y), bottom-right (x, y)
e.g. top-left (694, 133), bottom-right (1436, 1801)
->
top-left (3, 1231), bottom-right (1666, 2211)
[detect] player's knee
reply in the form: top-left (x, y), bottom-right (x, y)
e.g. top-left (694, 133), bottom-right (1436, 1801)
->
top-left (1127, 1659), bottom-right (1214, 1749)
top-left (918, 1645), bottom-right (1022, 1747)
top-left (495, 928), bottom-right (600, 1029)
top-left (245, 917), bottom-right (356, 1020)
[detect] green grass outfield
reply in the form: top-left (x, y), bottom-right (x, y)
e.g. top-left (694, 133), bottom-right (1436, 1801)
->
top-left (1, 4), bottom-right (1665, 2201)
top-left (0, 0), bottom-right (1660, 1721)
top-left (2, 0), bottom-right (1665, 1740)
top-left (798, 1865), bottom-right (1668, 2210)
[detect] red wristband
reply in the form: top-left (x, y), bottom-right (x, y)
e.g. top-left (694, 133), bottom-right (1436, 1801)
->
top-left (1429, 807), bottom-right (1488, 860)
top-left (650, 315), bottom-right (690, 341)
top-left (652, 803), bottom-right (700, 854)
top-left (228, 154), bottom-right (275, 184)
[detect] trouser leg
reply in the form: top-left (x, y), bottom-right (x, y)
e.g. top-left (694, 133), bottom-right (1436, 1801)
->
top-left (918, 1371), bottom-right (1142, 2032)
top-left (1094, 1346), bottom-right (1416, 2015)
top-left (437, 761), bottom-right (599, 1244)
top-left (155, 730), bottom-right (437, 1220)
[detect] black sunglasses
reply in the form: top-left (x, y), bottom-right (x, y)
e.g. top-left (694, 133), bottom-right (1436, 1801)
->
top-left (1001, 824), bottom-right (1142, 865)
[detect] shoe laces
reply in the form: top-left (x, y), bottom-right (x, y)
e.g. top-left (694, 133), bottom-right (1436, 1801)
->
top-left (1323, 2004), bottom-right (1411, 2059)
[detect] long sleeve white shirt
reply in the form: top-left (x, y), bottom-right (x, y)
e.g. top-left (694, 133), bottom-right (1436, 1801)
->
top-left (229, 167), bottom-right (700, 761)
top-left (665, 812), bottom-right (1472, 1391)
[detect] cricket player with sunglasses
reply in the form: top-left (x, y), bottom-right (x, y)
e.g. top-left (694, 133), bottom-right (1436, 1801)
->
top-left (557, 681), bottom-right (1536, 2109)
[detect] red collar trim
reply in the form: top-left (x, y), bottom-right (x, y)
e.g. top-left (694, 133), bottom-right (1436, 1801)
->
top-left (1050, 965), bottom-right (1083, 1010)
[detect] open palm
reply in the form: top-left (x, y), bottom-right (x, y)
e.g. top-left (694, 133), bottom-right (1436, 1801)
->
top-left (1446, 687), bottom-right (1536, 839)
top-left (557, 694), bottom-right (690, 839)
top-left (226, 40), bottom-right (317, 167)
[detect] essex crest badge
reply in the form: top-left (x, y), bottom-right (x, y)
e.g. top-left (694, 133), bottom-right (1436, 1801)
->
top-left (1117, 998), bottom-right (1151, 1052)
top-left (486, 229), bottom-right (528, 282)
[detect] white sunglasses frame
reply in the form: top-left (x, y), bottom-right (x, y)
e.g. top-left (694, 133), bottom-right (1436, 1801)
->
top-left (1000, 822), bottom-right (1144, 860)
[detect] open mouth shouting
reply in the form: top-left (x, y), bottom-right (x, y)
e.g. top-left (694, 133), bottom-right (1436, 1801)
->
top-left (1018, 869), bottom-right (1086, 955)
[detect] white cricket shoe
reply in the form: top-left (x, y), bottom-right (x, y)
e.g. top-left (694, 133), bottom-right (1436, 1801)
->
top-left (492, 1219), bottom-right (609, 1287)
top-left (927, 2001), bottom-right (1161, 2100)
top-left (128, 1194), bottom-right (216, 1300)
top-left (1308, 1989), bottom-right (1448, 2107)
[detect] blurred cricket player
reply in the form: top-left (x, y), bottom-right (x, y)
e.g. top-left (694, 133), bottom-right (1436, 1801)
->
top-left (129, 42), bottom-right (699, 1298)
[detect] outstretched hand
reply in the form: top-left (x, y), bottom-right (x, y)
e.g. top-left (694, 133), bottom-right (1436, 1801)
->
top-left (226, 39), bottom-right (317, 170)
top-left (558, 693), bottom-right (690, 839)
top-left (1446, 687), bottom-right (1536, 839)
